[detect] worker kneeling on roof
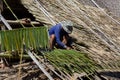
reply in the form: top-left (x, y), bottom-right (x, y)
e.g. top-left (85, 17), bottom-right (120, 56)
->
top-left (49, 20), bottom-right (73, 50)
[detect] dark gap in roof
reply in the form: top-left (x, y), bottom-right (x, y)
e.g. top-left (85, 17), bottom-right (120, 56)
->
top-left (1, 0), bottom-right (35, 21)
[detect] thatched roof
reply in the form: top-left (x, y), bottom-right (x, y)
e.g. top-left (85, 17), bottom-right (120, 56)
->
top-left (0, 0), bottom-right (120, 79)
top-left (1, 0), bottom-right (120, 68)
top-left (20, 0), bottom-right (120, 64)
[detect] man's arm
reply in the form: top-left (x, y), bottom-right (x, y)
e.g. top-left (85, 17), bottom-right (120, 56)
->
top-left (55, 26), bottom-right (67, 49)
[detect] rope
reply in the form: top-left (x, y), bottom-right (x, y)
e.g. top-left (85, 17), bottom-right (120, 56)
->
top-left (2, 0), bottom-right (119, 79)
top-left (2, 1), bottom-right (58, 79)
top-left (90, 0), bottom-right (120, 25)
top-left (56, 0), bottom-right (120, 55)
top-left (90, 0), bottom-right (120, 54)
top-left (3, 0), bottom-right (36, 28)
top-left (56, 0), bottom-right (80, 20)
top-left (34, 0), bottom-right (56, 25)
top-left (68, 0), bottom-right (120, 55)
top-left (3, 0), bottom-right (25, 28)
top-left (2, 1), bottom-right (25, 79)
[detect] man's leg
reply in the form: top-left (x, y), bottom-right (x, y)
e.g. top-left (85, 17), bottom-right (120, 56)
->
top-left (62, 35), bottom-right (72, 47)
top-left (62, 36), bottom-right (67, 45)
top-left (49, 34), bottom-right (55, 49)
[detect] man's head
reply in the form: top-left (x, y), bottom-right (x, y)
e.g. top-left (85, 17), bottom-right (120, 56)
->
top-left (60, 20), bottom-right (73, 34)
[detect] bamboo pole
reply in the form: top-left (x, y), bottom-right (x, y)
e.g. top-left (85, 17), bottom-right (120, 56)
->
top-left (0, 14), bottom-right (12, 30)
top-left (27, 50), bottom-right (54, 80)
top-left (0, 52), bottom-right (30, 59)
top-left (0, 20), bottom-right (41, 26)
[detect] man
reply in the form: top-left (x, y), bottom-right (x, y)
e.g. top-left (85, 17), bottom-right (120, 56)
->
top-left (49, 20), bottom-right (73, 50)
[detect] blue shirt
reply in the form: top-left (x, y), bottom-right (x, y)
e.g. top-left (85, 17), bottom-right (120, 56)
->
top-left (49, 23), bottom-right (68, 48)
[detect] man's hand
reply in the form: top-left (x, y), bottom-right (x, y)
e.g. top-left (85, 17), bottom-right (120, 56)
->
top-left (66, 47), bottom-right (71, 50)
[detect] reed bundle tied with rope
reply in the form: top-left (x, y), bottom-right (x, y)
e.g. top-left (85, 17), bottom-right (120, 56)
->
top-left (0, 27), bottom-right (49, 51)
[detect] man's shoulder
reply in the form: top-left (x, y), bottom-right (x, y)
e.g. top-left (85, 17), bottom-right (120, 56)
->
top-left (54, 23), bottom-right (61, 27)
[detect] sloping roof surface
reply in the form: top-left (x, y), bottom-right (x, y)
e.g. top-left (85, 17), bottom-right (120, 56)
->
top-left (20, 0), bottom-right (120, 64)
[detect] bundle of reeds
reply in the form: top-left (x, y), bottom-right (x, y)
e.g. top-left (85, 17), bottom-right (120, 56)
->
top-left (45, 49), bottom-right (102, 75)
top-left (0, 27), bottom-right (49, 51)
